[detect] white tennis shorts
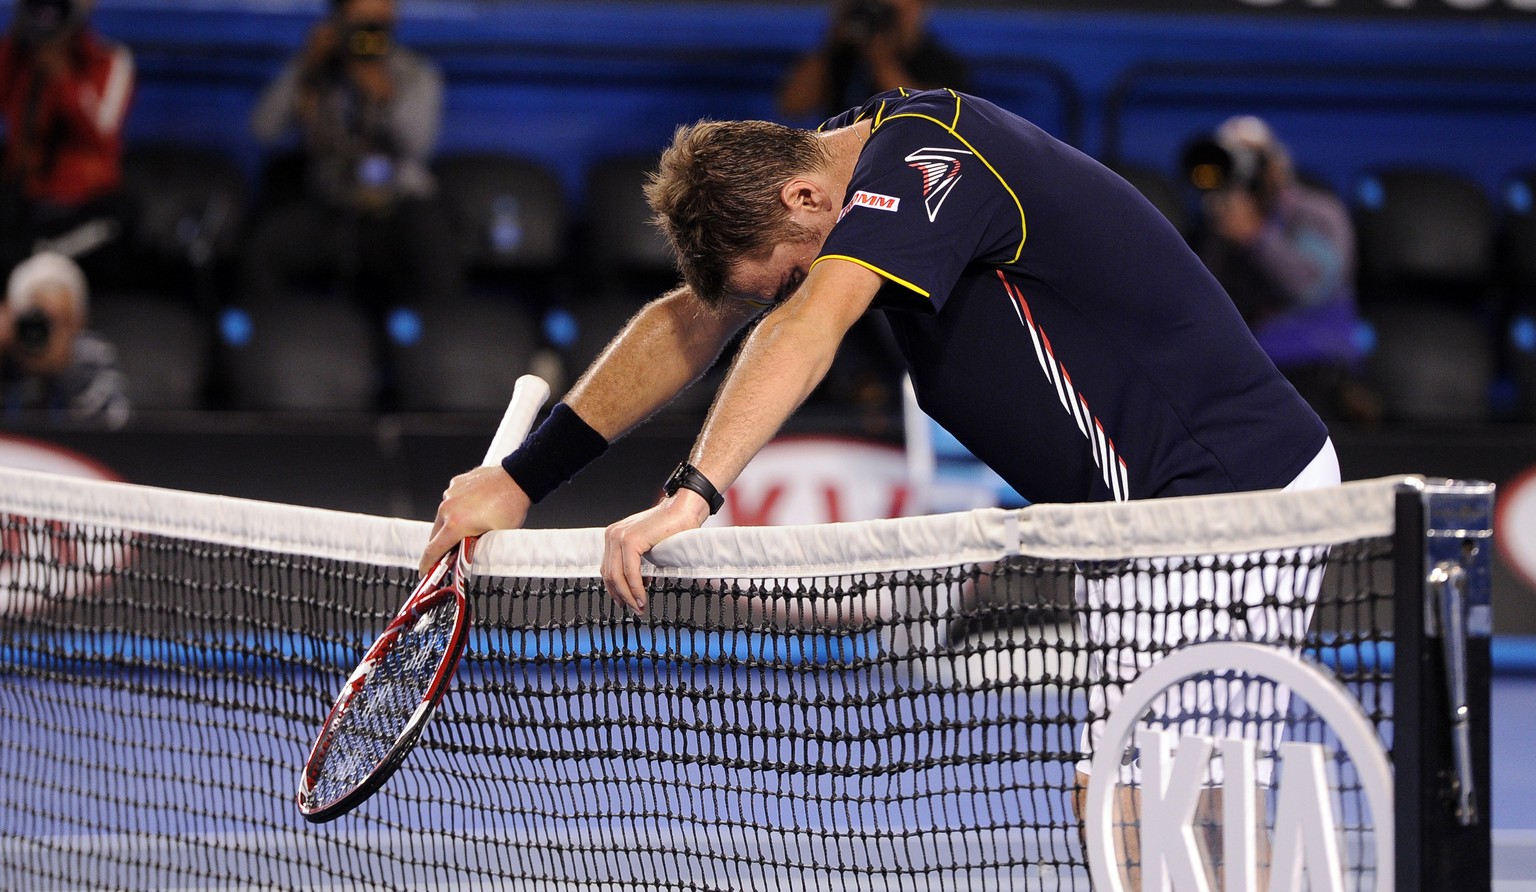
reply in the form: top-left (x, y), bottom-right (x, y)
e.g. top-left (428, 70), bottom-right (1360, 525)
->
top-left (1074, 438), bottom-right (1342, 785)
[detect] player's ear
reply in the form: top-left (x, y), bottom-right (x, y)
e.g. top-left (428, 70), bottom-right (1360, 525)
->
top-left (779, 177), bottom-right (833, 216)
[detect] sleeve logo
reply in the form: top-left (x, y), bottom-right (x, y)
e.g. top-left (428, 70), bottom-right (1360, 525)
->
top-left (905, 147), bottom-right (973, 222)
top-left (848, 190), bottom-right (902, 213)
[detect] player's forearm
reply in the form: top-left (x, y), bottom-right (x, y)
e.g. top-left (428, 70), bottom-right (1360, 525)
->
top-left (564, 286), bottom-right (753, 442)
top-left (688, 296), bottom-right (846, 492)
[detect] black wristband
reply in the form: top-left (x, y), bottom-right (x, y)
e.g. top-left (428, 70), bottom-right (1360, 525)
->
top-left (663, 461), bottom-right (726, 515)
top-left (500, 402), bottom-right (608, 503)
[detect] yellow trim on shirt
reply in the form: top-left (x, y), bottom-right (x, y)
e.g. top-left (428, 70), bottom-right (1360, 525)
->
top-left (812, 254), bottom-right (932, 299)
top-left (869, 91), bottom-right (1029, 264)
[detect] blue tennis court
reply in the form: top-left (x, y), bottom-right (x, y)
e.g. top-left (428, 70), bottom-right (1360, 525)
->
top-left (1493, 674), bottom-right (1536, 891)
top-left (2, 661), bottom-right (1095, 890)
top-left (1, 626), bottom-right (1463, 891)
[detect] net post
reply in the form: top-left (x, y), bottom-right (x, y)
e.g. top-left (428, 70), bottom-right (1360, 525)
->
top-left (1392, 479), bottom-right (1494, 892)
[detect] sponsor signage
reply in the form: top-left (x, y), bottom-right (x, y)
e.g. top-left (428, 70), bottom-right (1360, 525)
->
top-left (0, 435), bottom-right (127, 616)
top-left (709, 436), bottom-right (913, 527)
top-left (1085, 641), bottom-right (1394, 892)
top-left (1496, 465), bottom-right (1536, 591)
top-left (848, 190), bottom-right (901, 214)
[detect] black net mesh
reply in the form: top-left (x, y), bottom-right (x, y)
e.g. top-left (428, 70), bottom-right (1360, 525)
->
top-left (0, 499), bottom-right (1396, 890)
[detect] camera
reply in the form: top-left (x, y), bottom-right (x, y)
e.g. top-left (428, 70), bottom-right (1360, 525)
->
top-left (13, 309), bottom-right (53, 354)
top-left (1180, 135), bottom-right (1270, 196)
top-left (842, 0), bottom-right (897, 43)
top-left (340, 20), bottom-right (393, 59)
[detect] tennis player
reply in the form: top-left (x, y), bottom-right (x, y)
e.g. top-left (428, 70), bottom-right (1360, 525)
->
top-left (421, 87), bottom-right (1339, 842)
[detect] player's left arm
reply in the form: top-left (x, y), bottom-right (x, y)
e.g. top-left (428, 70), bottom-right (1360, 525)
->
top-left (600, 258), bottom-right (884, 611)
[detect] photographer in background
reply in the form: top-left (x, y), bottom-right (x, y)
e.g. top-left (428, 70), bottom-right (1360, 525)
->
top-left (0, 0), bottom-right (134, 281)
top-left (778, 0), bottom-right (968, 121)
top-left (240, 0), bottom-right (460, 313)
top-left (1187, 116), bottom-right (1378, 423)
top-left (777, 1), bottom-right (968, 429)
top-left (0, 251), bottom-right (129, 429)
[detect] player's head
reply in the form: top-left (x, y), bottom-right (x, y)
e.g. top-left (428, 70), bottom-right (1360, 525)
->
top-left (7, 251), bottom-right (88, 319)
top-left (4, 251), bottom-right (88, 369)
top-left (647, 120), bottom-right (831, 307)
top-left (1216, 115), bottom-right (1293, 192)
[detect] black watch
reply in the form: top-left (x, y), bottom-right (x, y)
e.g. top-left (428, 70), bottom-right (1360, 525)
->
top-left (663, 461), bottom-right (725, 515)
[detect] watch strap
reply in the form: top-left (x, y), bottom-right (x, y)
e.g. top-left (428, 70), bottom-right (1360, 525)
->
top-left (664, 461), bottom-right (725, 515)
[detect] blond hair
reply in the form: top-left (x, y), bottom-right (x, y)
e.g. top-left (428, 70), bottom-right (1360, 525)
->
top-left (645, 120), bottom-right (826, 306)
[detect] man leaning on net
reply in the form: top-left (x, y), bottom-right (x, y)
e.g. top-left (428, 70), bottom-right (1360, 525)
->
top-left (420, 88), bottom-right (1340, 843)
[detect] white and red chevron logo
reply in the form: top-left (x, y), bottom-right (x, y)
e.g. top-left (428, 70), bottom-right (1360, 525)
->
top-left (997, 272), bottom-right (1130, 501)
top-left (905, 147), bottom-right (971, 222)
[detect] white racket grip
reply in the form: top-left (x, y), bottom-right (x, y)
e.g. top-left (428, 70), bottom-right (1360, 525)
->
top-left (481, 375), bottom-right (551, 467)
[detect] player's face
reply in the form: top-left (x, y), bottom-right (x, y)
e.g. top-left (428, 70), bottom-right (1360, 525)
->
top-left (724, 236), bottom-right (826, 309)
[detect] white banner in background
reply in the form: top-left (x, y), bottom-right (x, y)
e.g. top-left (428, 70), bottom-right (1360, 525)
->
top-left (708, 436), bottom-right (914, 528)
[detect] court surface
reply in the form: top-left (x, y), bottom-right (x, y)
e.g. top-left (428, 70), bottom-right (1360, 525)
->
top-left (7, 660), bottom-right (1530, 889)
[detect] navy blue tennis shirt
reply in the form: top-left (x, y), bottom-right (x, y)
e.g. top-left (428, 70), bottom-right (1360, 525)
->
top-left (815, 89), bottom-right (1327, 504)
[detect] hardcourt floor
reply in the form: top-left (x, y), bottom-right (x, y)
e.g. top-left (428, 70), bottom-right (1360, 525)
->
top-left (2, 663), bottom-right (1531, 889)
top-left (1493, 676), bottom-right (1536, 891)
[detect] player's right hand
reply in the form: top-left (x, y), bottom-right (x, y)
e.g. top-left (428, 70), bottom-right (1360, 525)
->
top-left (419, 466), bottom-right (530, 575)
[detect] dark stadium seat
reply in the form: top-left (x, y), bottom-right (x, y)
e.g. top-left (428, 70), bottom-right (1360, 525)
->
top-left (434, 154), bottom-right (568, 275)
top-left (120, 143), bottom-right (249, 303)
top-left (1353, 167), bottom-right (1494, 309)
top-left (1108, 162), bottom-right (1188, 236)
top-left (219, 297), bottom-right (379, 411)
top-left (249, 149), bottom-right (310, 224)
top-left (1364, 304), bottom-right (1493, 422)
top-left (585, 153), bottom-right (674, 286)
top-left (90, 293), bottom-right (211, 410)
top-left (1501, 169), bottom-right (1536, 301)
top-left (1499, 170), bottom-right (1536, 418)
top-left (386, 297), bottom-right (541, 412)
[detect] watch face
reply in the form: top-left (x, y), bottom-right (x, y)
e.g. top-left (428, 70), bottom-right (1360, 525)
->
top-left (664, 462), bottom-right (688, 496)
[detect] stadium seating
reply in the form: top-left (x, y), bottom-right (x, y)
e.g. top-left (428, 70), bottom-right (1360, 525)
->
top-left (218, 297), bottom-right (379, 411)
top-left (1500, 169), bottom-right (1536, 419)
top-left (385, 297), bottom-right (542, 412)
top-left (1354, 167), bottom-right (1495, 310)
top-left (90, 293), bottom-right (211, 411)
top-left (1352, 168), bottom-right (1497, 421)
top-left (585, 153), bottom-right (675, 289)
top-left (434, 153), bottom-right (568, 281)
top-left (119, 143), bottom-right (249, 307)
top-left (1364, 303), bottom-right (1494, 422)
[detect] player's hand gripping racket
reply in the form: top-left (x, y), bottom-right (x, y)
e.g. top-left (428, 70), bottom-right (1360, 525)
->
top-left (296, 374), bottom-right (550, 823)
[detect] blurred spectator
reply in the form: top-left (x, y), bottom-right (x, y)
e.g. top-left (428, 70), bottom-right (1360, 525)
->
top-left (0, 0), bottom-right (134, 280)
top-left (241, 0), bottom-right (460, 312)
top-left (1187, 116), bottom-right (1379, 423)
top-left (1, 251), bottom-right (129, 428)
top-left (778, 1), bottom-right (966, 430)
top-left (777, 0), bottom-right (968, 122)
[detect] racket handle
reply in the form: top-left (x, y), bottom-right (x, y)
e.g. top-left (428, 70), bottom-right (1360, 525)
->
top-left (481, 374), bottom-right (551, 467)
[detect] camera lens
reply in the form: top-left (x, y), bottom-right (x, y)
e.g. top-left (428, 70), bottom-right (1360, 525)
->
top-left (343, 22), bottom-right (393, 58)
top-left (1181, 138), bottom-right (1235, 192)
top-left (14, 310), bottom-right (52, 351)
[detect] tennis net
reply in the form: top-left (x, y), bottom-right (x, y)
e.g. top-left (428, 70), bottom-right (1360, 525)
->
top-left (0, 466), bottom-right (1490, 890)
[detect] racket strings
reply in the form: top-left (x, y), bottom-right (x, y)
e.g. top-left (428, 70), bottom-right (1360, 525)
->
top-left (304, 594), bottom-right (461, 808)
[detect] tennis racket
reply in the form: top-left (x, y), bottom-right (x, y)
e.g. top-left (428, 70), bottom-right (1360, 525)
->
top-left (297, 374), bottom-right (550, 823)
